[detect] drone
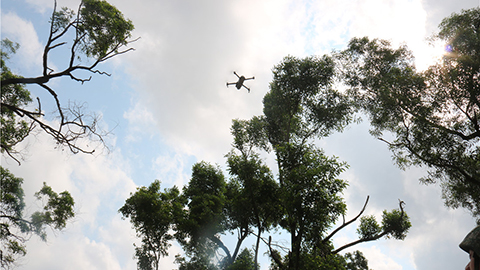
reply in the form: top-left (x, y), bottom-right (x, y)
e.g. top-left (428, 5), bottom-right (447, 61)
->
top-left (226, 71), bottom-right (255, 93)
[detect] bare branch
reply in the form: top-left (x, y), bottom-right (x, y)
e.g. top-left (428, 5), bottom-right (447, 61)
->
top-left (48, 41), bottom-right (67, 51)
top-left (38, 83), bottom-right (64, 123)
top-left (268, 235), bottom-right (284, 269)
top-left (69, 73), bottom-right (92, 84)
top-left (322, 195), bottom-right (370, 245)
top-left (333, 199), bottom-right (406, 254)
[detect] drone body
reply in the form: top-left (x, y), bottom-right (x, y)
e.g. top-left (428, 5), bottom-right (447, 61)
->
top-left (227, 71), bottom-right (254, 93)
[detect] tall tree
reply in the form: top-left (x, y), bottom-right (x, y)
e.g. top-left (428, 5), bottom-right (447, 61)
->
top-left (262, 55), bottom-right (410, 270)
top-left (122, 55), bottom-right (411, 270)
top-left (226, 117), bottom-right (281, 269)
top-left (119, 180), bottom-right (183, 270)
top-left (337, 7), bottom-right (480, 218)
top-left (179, 161), bottom-right (229, 266)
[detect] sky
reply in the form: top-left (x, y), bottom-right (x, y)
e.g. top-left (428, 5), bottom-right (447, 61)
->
top-left (1, 0), bottom-right (479, 269)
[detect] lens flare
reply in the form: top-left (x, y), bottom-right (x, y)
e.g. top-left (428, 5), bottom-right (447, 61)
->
top-left (445, 44), bottom-right (453, 53)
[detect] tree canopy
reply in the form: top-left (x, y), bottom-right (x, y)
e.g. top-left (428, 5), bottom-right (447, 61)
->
top-left (0, 167), bottom-right (74, 269)
top-left (337, 7), bottom-right (480, 219)
top-left (121, 55), bottom-right (411, 270)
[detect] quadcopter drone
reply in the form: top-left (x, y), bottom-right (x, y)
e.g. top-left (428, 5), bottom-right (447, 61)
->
top-left (226, 71), bottom-right (255, 93)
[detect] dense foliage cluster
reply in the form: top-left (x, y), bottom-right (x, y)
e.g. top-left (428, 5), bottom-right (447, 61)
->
top-left (0, 167), bottom-right (74, 268)
top-left (337, 7), bottom-right (480, 218)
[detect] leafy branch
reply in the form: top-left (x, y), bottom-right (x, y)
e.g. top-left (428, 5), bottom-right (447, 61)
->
top-left (1, 0), bottom-right (136, 160)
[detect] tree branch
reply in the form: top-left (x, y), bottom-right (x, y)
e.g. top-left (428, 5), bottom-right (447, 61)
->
top-left (322, 195), bottom-right (369, 245)
top-left (333, 199), bottom-right (406, 254)
top-left (268, 235), bottom-right (284, 269)
top-left (208, 235), bottom-right (232, 263)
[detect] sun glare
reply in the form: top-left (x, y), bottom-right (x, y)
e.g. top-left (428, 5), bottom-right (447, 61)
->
top-left (413, 41), bottom-right (450, 71)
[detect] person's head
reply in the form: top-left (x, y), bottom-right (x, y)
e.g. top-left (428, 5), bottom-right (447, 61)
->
top-left (460, 225), bottom-right (480, 270)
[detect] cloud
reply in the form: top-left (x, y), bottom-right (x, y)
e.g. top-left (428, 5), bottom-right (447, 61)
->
top-left (420, 0), bottom-right (479, 35)
top-left (3, 0), bottom-right (480, 269)
top-left (114, 0), bottom-right (314, 164)
top-left (320, 120), bottom-right (476, 270)
top-left (18, 232), bottom-right (130, 270)
top-left (123, 99), bottom-right (158, 143)
top-left (23, 0), bottom-right (83, 14)
top-left (2, 128), bottom-right (137, 270)
top-left (1, 12), bottom-right (43, 74)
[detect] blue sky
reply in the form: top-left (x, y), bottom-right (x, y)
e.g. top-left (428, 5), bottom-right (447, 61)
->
top-left (1, 0), bottom-right (479, 269)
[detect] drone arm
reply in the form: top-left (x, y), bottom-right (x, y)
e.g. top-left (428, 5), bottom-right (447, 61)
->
top-left (233, 71), bottom-right (240, 78)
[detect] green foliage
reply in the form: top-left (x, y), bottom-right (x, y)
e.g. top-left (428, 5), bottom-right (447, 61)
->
top-left (34, 183), bottom-right (75, 230)
top-left (357, 216), bottom-right (381, 240)
top-left (0, 167), bottom-right (28, 266)
top-left (51, 6), bottom-right (75, 32)
top-left (225, 249), bottom-right (257, 270)
top-left (278, 144), bottom-right (348, 243)
top-left (337, 8), bottom-right (480, 219)
top-left (1, 0), bottom-right (135, 159)
top-left (183, 162), bottom-right (227, 240)
top-left (344, 251), bottom-right (369, 270)
top-left (51, 0), bottom-right (135, 58)
top-left (119, 180), bottom-right (182, 270)
top-left (1, 0), bottom-right (134, 267)
top-left (77, 0), bottom-right (135, 58)
top-left (356, 208), bottom-right (411, 241)
top-left (264, 55), bottom-right (354, 146)
top-left (23, 182), bottom-right (75, 242)
top-left (0, 167), bottom-right (74, 268)
top-left (301, 253), bottom-right (346, 270)
top-left (123, 55), bottom-right (411, 270)
top-left (231, 117), bottom-right (271, 155)
top-left (175, 253), bottom-right (219, 270)
top-left (437, 7), bottom-right (480, 58)
top-left (262, 55), bottom-right (357, 269)
top-left (0, 39), bottom-right (33, 156)
top-left (381, 208), bottom-right (411, 240)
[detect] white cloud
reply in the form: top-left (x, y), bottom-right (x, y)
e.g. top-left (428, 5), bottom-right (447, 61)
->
top-left (1, 12), bottom-right (43, 74)
top-left (24, 0), bottom-right (81, 14)
top-left (123, 99), bottom-right (158, 143)
top-left (361, 245), bottom-right (403, 270)
top-left (114, 0), bottom-right (315, 164)
top-left (18, 231), bottom-right (130, 270)
top-left (3, 0), bottom-right (480, 269)
top-left (153, 153), bottom-right (191, 188)
top-left (2, 128), bottom-right (137, 269)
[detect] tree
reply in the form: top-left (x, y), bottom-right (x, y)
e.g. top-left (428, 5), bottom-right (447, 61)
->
top-left (343, 251), bottom-right (369, 270)
top-left (1, 0), bottom-right (135, 266)
top-left (226, 117), bottom-right (281, 269)
top-left (337, 7), bottom-right (480, 218)
top-left (0, 167), bottom-right (74, 269)
top-left (178, 162), bottom-right (230, 265)
top-left (122, 55), bottom-right (411, 270)
top-left (1, 0), bottom-right (135, 160)
top-left (119, 180), bottom-right (183, 270)
top-left (0, 39), bottom-right (33, 163)
top-left (261, 55), bottom-right (410, 270)
top-left (226, 249), bottom-right (257, 270)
